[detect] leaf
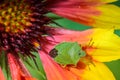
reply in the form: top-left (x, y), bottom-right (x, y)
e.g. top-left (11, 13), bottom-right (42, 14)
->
top-left (19, 52), bottom-right (47, 80)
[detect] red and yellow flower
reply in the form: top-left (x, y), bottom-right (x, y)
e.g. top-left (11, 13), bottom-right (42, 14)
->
top-left (40, 28), bottom-right (120, 80)
top-left (0, 0), bottom-right (120, 80)
top-left (47, 0), bottom-right (120, 28)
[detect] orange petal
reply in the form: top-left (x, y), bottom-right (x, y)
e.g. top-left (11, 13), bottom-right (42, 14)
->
top-left (40, 51), bottom-right (115, 80)
top-left (0, 68), bottom-right (5, 80)
top-left (24, 77), bottom-right (36, 80)
top-left (40, 53), bottom-right (80, 80)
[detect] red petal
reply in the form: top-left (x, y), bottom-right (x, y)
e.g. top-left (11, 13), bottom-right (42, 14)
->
top-left (7, 53), bottom-right (36, 80)
top-left (47, 0), bottom-right (118, 26)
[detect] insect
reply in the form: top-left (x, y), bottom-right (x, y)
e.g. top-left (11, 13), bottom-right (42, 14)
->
top-left (49, 42), bottom-right (86, 66)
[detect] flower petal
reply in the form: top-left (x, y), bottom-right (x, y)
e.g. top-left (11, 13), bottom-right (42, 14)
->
top-left (99, 0), bottom-right (117, 3)
top-left (85, 29), bottom-right (120, 62)
top-left (83, 62), bottom-right (115, 80)
top-left (77, 61), bottom-right (115, 80)
top-left (41, 27), bottom-right (120, 62)
top-left (7, 53), bottom-right (36, 80)
top-left (48, 0), bottom-right (120, 28)
top-left (40, 51), bottom-right (115, 80)
top-left (0, 68), bottom-right (5, 80)
top-left (41, 27), bottom-right (93, 54)
top-left (92, 4), bottom-right (120, 29)
top-left (47, 0), bottom-right (117, 7)
top-left (40, 53), bottom-right (78, 80)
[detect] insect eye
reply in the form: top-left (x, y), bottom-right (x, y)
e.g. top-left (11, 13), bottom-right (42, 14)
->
top-left (49, 48), bottom-right (58, 58)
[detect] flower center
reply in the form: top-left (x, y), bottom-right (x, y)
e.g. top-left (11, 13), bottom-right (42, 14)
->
top-left (80, 55), bottom-right (93, 66)
top-left (0, 0), bottom-right (48, 33)
top-left (0, 0), bottom-right (52, 55)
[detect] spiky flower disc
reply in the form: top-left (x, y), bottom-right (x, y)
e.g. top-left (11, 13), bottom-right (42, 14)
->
top-left (0, 0), bottom-right (51, 56)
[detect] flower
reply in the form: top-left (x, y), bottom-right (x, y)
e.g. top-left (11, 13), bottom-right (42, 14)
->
top-left (40, 28), bottom-right (120, 80)
top-left (47, 0), bottom-right (120, 28)
top-left (0, 0), bottom-right (50, 79)
top-left (0, 0), bottom-right (120, 56)
top-left (0, 0), bottom-right (120, 80)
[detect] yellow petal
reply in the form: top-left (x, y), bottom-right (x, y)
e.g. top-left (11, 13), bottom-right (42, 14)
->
top-left (100, 0), bottom-right (117, 3)
top-left (69, 61), bottom-right (115, 80)
top-left (86, 28), bottom-right (120, 62)
top-left (92, 4), bottom-right (120, 29)
top-left (82, 62), bottom-right (115, 80)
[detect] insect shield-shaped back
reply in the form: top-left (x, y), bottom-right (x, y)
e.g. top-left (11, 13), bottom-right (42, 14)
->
top-left (49, 42), bottom-right (86, 66)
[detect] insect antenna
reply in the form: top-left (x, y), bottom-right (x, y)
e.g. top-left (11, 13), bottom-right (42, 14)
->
top-left (87, 38), bottom-right (94, 48)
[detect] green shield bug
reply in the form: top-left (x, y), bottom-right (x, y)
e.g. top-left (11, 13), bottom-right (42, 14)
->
top-left (49, 42), bottom-right (86, 66)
